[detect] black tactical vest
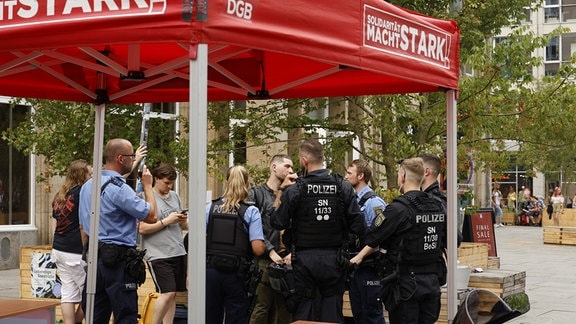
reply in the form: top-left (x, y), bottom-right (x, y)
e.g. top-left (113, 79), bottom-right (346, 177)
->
top-left (293, 174), bottom-right (346, 249)
top-left (206, 199), bottom-right (252, 258)
top-left (393, 193), bottom-right (446, 270)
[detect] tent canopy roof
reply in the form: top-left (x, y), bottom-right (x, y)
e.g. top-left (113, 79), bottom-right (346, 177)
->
top-left (0, 0), bottom-right (459, 103)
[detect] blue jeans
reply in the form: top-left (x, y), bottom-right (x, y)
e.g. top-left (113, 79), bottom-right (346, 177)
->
top-left (494, 205), bottom-right (503, 224)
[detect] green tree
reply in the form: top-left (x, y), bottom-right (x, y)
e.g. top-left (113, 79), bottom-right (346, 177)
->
top-left (1, 98), bottom-right (186, 181)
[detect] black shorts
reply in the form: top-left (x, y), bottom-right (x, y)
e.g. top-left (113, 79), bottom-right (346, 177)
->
top-left (147, 255), bottom-right (187, 293)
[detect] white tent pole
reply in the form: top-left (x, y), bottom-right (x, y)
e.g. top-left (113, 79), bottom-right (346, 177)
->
top-left (187, 43), bottom-right (208, 323)
top-left (446, 89), bottom-right (458, 323)
top-left (85, 103), bottom-right (105, 323)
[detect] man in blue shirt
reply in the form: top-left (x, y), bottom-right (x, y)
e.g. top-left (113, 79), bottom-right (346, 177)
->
top-left (345, 158), bottom-right (387, 324)
top-left (79, 138), bottom-right (157, 323)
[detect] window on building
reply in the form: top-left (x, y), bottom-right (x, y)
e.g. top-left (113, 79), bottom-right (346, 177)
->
top-left (0, 102), bottom-right (30, 225)
top-left (545, 36), bottom-right (560, 75)
top-left (562, 0), bottom-right (576, 21)
top-left (561, 32), bottom-right (576, 61)
top-left (546, 36), bottom-right (560, 61)
top-left (147, 102), bottom-right (179, 164)
top-left (544, 0), bottom-right (576, 22)
top-left (493, 157), bottom-right (533, 212)
top-left (152, 102), bottom-right (176, 115)
top-left (493, 36), bottom-right (532, 78)
top-left (545, 0), bottom-right (560, 23)
top-left (521, 7), bottom-right (532, 23)
top-left (544, 33), bottom-right (576, 76)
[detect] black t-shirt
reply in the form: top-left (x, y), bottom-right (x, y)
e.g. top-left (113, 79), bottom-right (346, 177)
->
top-left (52, 185), bottom-right (84, 254)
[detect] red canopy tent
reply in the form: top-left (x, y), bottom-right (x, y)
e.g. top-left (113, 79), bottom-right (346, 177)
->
top-left (0, 0), bottom-right (460, 322)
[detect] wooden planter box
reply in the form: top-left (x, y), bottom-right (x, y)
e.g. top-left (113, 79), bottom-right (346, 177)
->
top-left (458, 242), bottom-right (489, 269)
top-left (543, 226), bottom-right (576, 245)
top-left (20, 246), bottom-right (188, 323)
top-left (502, 212), bottom-right (516, 225)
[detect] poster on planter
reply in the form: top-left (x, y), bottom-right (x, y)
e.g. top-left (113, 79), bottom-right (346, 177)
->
top-left (31, 251), bottom-right (62, 298)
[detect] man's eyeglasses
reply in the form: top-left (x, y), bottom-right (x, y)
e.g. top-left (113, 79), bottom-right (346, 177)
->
top-left (120, 154), bottom-right (136, 159)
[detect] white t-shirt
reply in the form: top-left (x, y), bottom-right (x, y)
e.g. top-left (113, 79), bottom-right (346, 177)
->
top-left (493, 190), bottom-right (502, 207)
top-left (551, 196), bottom-right (564, 205)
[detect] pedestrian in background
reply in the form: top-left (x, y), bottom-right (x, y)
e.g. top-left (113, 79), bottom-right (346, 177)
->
top-left (507, 186), bottom-right (517, 212)
top-left (344, 158), bottom-right (386, 324)
top-left (492, 183), bottom-right (504, 227)
top-left (205, 165), bottom-right (265, 324)
top-left (271, 139), bottom-right (365, 323)
top-left (52, 159), bottom-right (92, 324)
top-left (551, 187), bottom-right (564, 226)
top-left (139, 163), bottom-right (188, 324)
top-left (79, 138), bottom-right (158, 323)
top-left (249, 154), bottom-right (294, 324)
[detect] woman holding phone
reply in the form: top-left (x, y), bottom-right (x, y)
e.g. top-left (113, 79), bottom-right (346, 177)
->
top-left (139, 163), bottom-right (188, 324)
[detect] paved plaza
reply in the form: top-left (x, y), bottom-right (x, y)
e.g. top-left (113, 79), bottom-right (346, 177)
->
top-left (1, 226), bottom-right (575, 323)
top-left (494, 225), bottom-right (576, 324)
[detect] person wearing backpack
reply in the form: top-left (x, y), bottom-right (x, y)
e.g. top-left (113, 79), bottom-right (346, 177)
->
top-left (350, 158), bottom-right (446, 324)
top-left (205, 165), bottom-right (266, 324)
top-left (271, 139), bottom-right (365, 323)
top-left (344, 159), bottom-right (387, 324)
top-left (419, 153), bottom-right (462, 247)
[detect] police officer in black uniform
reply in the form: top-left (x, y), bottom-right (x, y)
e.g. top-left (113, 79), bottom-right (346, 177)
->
top-left (351, 157), bottom-right (446, 324)
top-left (419, 153), bottom-right (462, 248)
top-left (271, 139), bottom-right (365, 323)
top-left (205, 165), bottom-right (266, 324)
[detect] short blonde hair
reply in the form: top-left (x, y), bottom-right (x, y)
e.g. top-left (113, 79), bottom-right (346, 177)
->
top-left (400, 157), bottom-right (424, 187)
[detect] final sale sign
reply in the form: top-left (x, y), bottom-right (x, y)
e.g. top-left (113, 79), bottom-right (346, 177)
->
top-left (363, 4), bottom-right (452, 69)
top-left (470, 210), bottom-right (497, 256)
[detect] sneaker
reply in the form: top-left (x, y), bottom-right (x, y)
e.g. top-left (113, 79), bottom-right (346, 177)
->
top-left (500, 223), bottom-right (505, 227)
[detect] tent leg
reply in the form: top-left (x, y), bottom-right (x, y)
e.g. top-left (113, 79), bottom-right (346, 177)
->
top-left (446, 90), bottom-right (458, 323)
top-left (85, 103), bottom-right (105, 324)
top-left (187, 43), bottom-right (208, 324)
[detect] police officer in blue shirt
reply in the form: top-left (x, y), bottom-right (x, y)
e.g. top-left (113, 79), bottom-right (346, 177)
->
top-left (205, 165), bottom-right (266, 324)
top-left (345, 159), bottom-right (387, 324)
top-left (79, 138), bottom-right (157, 323)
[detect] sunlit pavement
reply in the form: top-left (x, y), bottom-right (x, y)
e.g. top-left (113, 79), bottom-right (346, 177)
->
top-left (493, 225), bottom-right (576, 324)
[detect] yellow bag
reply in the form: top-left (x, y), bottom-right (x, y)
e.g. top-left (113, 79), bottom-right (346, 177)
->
top-left (138, 292), bottom-right (159, 324)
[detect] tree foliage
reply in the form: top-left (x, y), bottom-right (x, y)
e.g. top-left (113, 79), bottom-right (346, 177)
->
top-left (1, 98), bottom-right (186, 182)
